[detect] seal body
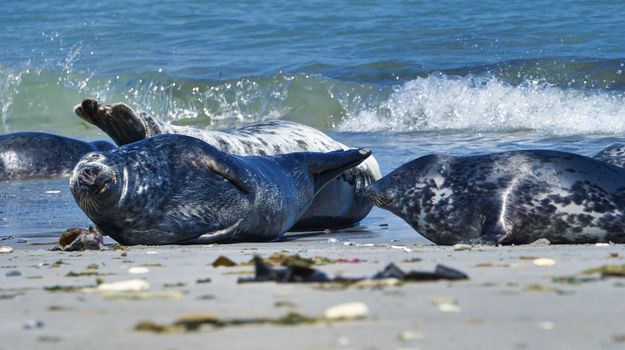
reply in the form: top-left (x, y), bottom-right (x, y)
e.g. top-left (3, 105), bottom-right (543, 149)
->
top-left (365, 150), bottom-right (625, 245)
top-left (594, 143), bottom-right (625, 168)
top-left (70, 134), bottom-right (371, 245)
top-left (0, 132), bottom-right (114, 181)
top-left (74, 99), bottom-right (381, 230)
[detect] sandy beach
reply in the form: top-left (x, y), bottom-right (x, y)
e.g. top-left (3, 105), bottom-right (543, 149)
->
top-left (2, 234), bottom-right (625, 350)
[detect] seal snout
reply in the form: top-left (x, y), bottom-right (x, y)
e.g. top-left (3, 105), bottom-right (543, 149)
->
top-left (75, 163), bottom-right (113, 194)
top-left (364, 183), bottom-right (395, 208)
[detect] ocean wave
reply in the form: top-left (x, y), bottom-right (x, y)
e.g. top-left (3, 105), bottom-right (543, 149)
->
top-left (338, 74), bottom-right (625, 134)
top-left (1, 59), bottom-right (625, 137)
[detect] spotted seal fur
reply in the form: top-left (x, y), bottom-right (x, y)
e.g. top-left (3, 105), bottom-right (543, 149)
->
top-left (365, 150), bottom-right (625, 244)
top-left (0, 132), bottom-right (114, 181)
top-left (74, 99), bottom-right (381, 230)
top-left (594, 143), bottom-right (625, 168)
top-left (70, 134), bottom-right (371, 245)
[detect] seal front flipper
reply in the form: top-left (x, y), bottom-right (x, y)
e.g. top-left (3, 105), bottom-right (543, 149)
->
top-left (74, 99), bottom-right (164, 146)
top-left (304, 148), bottom-right (372, 194)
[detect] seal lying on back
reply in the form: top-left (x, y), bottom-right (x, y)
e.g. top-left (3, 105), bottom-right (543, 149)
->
top-left (74, 99), bottom-right (381, 231)
top-left (70, 134), bottom-right (372, 245)
top-left (365, 150), bottom-right (625, 245)
top-left (0, 132), bottom-right (114, 181)
top-left (594, 143), bottom-right (625, 168)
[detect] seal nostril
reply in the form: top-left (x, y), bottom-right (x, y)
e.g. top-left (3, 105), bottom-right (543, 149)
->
top-left (78, 165), bottom-right (103, 188)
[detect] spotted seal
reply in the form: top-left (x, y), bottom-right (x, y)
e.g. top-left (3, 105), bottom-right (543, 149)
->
top-left (0, 132), bottom-right (114, 181)
top-left (365, 150), bottom-right (625, 244)
top-left (594, 143), bottom-right (625, 168)
top-left (70, 134), bottom-right (372, 245)
top-left (73, 99), bottom-right (381, 230)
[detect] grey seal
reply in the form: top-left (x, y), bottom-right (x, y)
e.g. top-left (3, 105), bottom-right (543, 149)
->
top-left (69, 134), bottom-right (371, 245)
top-left (594, 143), bottom-right (625, 168)
top-left (365, 150), bottom-right (625, 245)
top-left (73, 99), bottom-right (381, 230)
top-left (0, 132), bottom-right (114, 181)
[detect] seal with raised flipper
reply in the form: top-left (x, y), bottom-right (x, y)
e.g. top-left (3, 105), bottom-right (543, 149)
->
top-left (0, 132), bottom-right (114, 181)
top-left (365, 150), bottom-right (625, 245)
top-left (70, 134), bottom-right (372, 245)
top-left (73, 99), bottom-right (381, 230)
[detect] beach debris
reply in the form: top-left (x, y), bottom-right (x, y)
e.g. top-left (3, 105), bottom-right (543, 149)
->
top-left (609, 252), bottom-right (619, 258)
top-left (324, 302), bottom-right (369, 320)
top-left (52, 227), bottom-right (104, 251)
top-left (528, 238), bottom-right (551, 246)
top-left (128, 267), bottom-right (150, 274)
top-left (0, 246), bottom-right (14, 254)
top-left (17, 238), bottom-right (29, 243)
top-left (22, 319), bottom-right (44, 330)
top-left (533, 258), bottom-right (556, 267)
top-left (164, 282), bottom-right (186, 288)
top-left (96, 279), bottom-right (150, 292)
top-left (135, 308), bottom-right (363, 333)
top-left (431, 297), bottom-right (461, 313)
top-left (239, 256), bottom-right (331, 283)
top-left (402, 257), bottom-right (423, 263)
top-left (327, 238), bottom-right (338, 243)
top-left (196, 278), bottom-right (211, 284)
top-left (5, 270), bottom-right (21, 277)
top-left (239, 255), bottom-right (468, 284)
top-left (50, 260), bottom-right (67, 268)
top-left (595, 243), bottom-right (611, 247)
top-left (274, 301), bottom-right (297, 309)
top-left (44, 284), bottom-right (95, 292)
top-left (65, 264), bottom-right (102, 277)
top-left (390, 245), bottom-right (413, 252)
top-left (453, 243), bottom-right (472, 251)
top-left (582, 264), bottom-right (625, 277)
top-left (211, 256), bottom-right (237, 267)
top-left (1, 235), bottom-right (14, 241)
top-left (398, 330), bottom-right (424, 342)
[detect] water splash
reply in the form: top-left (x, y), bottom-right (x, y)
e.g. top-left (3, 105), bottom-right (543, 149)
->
top-left (339, 74), bottom-right (625, 135)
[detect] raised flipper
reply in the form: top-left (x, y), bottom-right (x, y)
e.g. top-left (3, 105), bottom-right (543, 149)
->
top-left (74, 99), bottom-right (164, 146)
top-left (304, 148), bottom-right (372, 194)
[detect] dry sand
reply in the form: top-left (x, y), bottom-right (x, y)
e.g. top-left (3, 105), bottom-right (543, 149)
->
top-left (1, 238), bottom-right (625, 350)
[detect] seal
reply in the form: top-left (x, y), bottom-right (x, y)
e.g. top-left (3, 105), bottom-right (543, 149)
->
top-left (69, 134), bottom-right (372, 245)
top-left (365, 150), bottom-right (625, 245)
top-left (73, 99), bottom-right (381, 230)
top-left (0, 132), bottom-right (114, 181)
top-left (594, 143), bottom-right (625, 168)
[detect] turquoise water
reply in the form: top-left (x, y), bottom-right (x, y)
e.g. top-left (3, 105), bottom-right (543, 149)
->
top-left (2, 1), bottom-right (625, 238)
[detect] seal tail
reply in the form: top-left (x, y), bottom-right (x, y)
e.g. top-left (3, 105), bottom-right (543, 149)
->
top-left (306, 148), bottom-right (372, 194)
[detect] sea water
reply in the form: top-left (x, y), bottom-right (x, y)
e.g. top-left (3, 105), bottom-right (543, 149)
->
top-left (1, 0), bottom-right (625, 241)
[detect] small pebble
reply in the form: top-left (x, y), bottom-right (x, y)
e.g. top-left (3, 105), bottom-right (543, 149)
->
top-left (595, 243), bottom-right (610, 247)
top-left (453, 244), bottom-right (472, 251)
top-left (398, 330), bottom-right (425, 341)
top-left (0, 246), bottom-right (14, 254)
top-left (5, 270), bottom-right (21, 277)
top-left (145, 251), bottom-right (159, 255)
top-left (327, 238), bottom-right (338, 243)
top-left (23, 319), bottom-right (44, 330)
top-left (324, 302), bottom-right (369, 320)
top-left (533, 258), bottom-right (556, 267)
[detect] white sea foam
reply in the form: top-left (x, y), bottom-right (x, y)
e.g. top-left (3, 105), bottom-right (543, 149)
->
top-left (338, 75), bottom-right (625, 135)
